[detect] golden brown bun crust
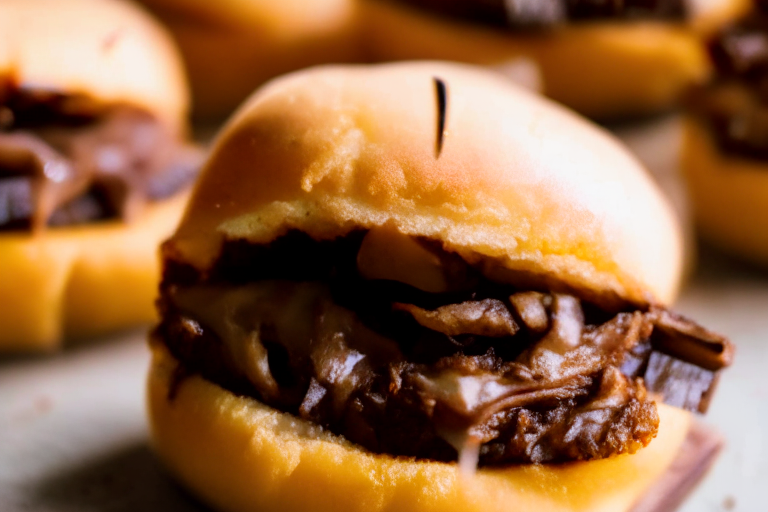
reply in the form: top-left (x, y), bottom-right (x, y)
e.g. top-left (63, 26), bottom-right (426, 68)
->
top-left (134, 0), bottom-right (363, 119)
top-left (169, 62), bottom-right (683, 308)
top-left (682, 116), bottom-right (768, 265)
top-left (360, 0), bottom-right (746, 119)
top-left (147, 342), bottom-right (692, 512)
top-left (689, 0), bottom-right (751, 36)
top-left (0, 193), bottom-right (188, 352)
top-left (0, 0), bottom-right (189, 129)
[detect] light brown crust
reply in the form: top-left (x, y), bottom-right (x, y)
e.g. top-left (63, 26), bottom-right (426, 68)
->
top-left (360, 0), bottom-right (746, 119)
top-left (0, 193), bottom-right (188, 352)
top-left (169, 62), bottom-right (683, 308)
top-left (147, 342), bottom-right (692, 512)
top-left (681, 116), bottom-right (768, 265)
top-left (0, 0), bottom-right (189, 130)
top-left (134, 0), bottom-right (363, 119)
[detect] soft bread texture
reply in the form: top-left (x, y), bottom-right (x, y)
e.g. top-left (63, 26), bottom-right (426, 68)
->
top-left (0, 0), bottom-right (189, 130)
top-left (147, 342), bottom-right (692, 512)
top-left (169, 62), bottom-right (683, 308)
top-left (682, 116), bottom-right (768, 265)
top-left (0, 193), bottom-right (188, 352)
top-left (360, 0), bottom-right (747, 119)
top-left (134, 0), bottom-right (363, 119)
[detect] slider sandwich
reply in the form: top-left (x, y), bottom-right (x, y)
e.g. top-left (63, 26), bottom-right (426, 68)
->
top-left (683, 0), bottom-right (768, 265)
top-left (148, 62), bottom-right (732, 512)
top-left (0, 0), bottom-right (200, 351)
top-left (362, 0), bottom-right (749, 119)
top-left (134, 0), bottom-right (363, 119)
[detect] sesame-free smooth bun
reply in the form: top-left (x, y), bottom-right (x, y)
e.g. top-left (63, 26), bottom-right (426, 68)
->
top-left (0, 0), bottom-right (189, 130)
top-left (360, 0), bottom-right (748, 119)
top-left (147, 341), bottom-right (691, 512)
top-left (681, 116), bottom-right (768, 265)
top-left (170, 62), bottom-right (683, 308)
top-left (134, 0), bottom-right (362, 119)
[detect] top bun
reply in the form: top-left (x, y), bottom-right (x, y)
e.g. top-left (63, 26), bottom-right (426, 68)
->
top-left (690, 0), bottom-right (751, 35)
top-left (0, 0), bottom-right (189, 129)
top-left (134, 0), bottom-right (361, 119)
top-left (138, 0), bottom-right (357, 35)
top-left (168, 62), bottom-right (683, 308)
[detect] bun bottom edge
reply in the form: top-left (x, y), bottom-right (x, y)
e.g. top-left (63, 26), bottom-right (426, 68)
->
top-left (0, 192), bottom-right (189, 352)
top-left (147, 340), bottom-right (694, 512)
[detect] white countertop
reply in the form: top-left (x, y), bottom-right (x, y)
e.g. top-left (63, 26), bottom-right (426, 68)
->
top-left (0, 330), bottom-right (203, 512)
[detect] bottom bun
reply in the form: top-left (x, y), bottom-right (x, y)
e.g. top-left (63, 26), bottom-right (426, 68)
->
top-left (148, 342), bottom-right (692, 512)
top-left (682, 117), bottom-right (768, 265)
top-left (0, 193), bottom-right (188, 352)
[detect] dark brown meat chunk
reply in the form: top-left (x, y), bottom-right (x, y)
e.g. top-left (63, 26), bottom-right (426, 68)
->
top-left (650, 308), bottom-right (733, 371)
top-left (693, 8), bottom-right (768, 159)
top-left (0, 176), bottom-right (33, 229)
top-left (644, 352), bottom-right (721, 414)
top-left (566, 0), bottom-right (686, 19)
top-left (393, 299), bottom-right (519, 337)
top-left (504, 0), bottom-right (567, 27)
top-left (0, 87), bottom-right (200, 231)
top-left (477, 367), bottom-right (659, 463)
top-left (384, 0), bottom-right (685, 30)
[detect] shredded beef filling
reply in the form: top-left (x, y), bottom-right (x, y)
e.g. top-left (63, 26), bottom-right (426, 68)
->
top-left (0, 86), bottom-right (200, 231)
top-left (384, 0), bottom-right (686, 30)
top-left (692, 2), bottom-right (768, 159)
top-left (156, 231), bottom-right (732, 465)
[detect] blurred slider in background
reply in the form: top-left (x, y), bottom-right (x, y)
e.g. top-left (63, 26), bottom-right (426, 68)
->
top-left (361, 0), bottom-right (749, 120)
top-left (0, 0), bottom-right (200, 351)
top-left (134, 0), bottom-right (365, 120)
top-left (683, 0), bottom-right (768, 266)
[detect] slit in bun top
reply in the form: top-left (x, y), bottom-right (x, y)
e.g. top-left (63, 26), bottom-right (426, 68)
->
top-left (683, 0), bottom-right (768, 265)
top-left (0, 0), bottom-right (202, 351)
top-left (362, 0), bottom-right (749, 119)
top-left (149, 62), bottom-right (732, 512)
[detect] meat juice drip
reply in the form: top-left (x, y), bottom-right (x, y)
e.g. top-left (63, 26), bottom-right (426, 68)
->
top-left (457, 436), bottom-right (482, 478)
top-left (435, 423), bottom-right (482, 476)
